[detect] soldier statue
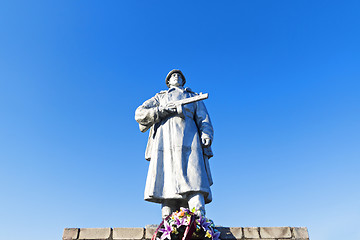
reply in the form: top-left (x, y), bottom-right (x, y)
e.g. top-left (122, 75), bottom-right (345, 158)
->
top-left (135, 69), bottom-right (214, 219)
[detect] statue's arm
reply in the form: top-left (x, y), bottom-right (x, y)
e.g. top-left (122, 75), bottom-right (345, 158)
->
top-left (135, 96), bottom-right (160, 132)
top-left (194, 100), bottom-right (214, 146)
top-left (135, 94), bottom-right (174, 132)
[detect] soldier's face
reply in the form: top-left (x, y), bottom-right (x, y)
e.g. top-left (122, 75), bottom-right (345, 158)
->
top-left (168, 73), bottom-right (183, 87)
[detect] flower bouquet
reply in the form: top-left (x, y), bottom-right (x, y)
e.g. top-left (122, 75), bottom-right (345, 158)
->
top-left (151, 208), bottom-right (220, 240)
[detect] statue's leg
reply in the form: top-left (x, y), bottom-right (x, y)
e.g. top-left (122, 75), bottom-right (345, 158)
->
top-left (161, 199), bottom-right (177, 219)
top-left (188, 192), bottom-right (206, 216)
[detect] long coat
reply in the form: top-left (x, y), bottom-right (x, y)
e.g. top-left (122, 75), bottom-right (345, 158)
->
top-left (135, 87), bottom-right (214, 204)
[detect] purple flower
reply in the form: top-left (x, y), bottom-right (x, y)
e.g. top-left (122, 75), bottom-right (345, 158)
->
top-left (211, 229), bottom-right (220, 240)
top-left (159, 220), bottom-right (172, 240)
top-left (174, 215), bottom-right (188, 227)
top-left (197, 216), bottom-right (211, 231)
top-left (180, 207), bottom-right (191, 214)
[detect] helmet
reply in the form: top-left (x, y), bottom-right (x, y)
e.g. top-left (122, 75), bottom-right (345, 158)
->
top-left (165, 69), bottom-right (186, 88)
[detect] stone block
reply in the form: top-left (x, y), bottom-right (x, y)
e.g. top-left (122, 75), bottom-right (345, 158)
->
top-left (293, 227), bottom-right (309, 239)
top-left (63, 228), bottom-right (79, 240)
top-left (278, 239), bottom-right (308, 240)
top-left (145, 226), bottom-right (158, 239)
top-left (78, 228), bottom-right (111, 240)
top-left (228, 227), bottom-right (242, 239)
top-left (216, 227), bottom-right (242, 239)
top-left (278, 238), bottom-right (309, 240)
top-left (113, 228), bottom-right (144, 240)
top-left (243, 227), bottom-right (259, 238)
top-left (260, 227), bottom-right (291, 239)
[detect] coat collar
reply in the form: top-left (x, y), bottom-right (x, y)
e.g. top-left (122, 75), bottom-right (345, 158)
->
top-left (167, 87), bottom-right (193, 93)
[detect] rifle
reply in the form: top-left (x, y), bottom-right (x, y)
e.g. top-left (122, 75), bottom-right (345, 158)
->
top-left (138, 93), bottom-right (209, 132)
top-left (164, 93), bottom-right (209, 118)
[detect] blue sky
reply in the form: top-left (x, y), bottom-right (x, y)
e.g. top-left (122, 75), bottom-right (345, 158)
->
top-left (0, 1), bottom-right (359, 240)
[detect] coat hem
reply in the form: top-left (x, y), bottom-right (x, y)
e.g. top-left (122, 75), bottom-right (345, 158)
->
top-left (144, 189), bottom-right (212, 204)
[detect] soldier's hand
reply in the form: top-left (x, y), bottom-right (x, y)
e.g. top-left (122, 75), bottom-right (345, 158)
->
top-left (159, 104), bottom-right (177, 117)
top-left (165, 102), bottom-right (177, 111)
top-left (202, 138), bottom-right (211, 147)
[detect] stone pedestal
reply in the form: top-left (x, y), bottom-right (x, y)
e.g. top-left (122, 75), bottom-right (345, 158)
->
top-left (63, 226), bottom-right (309, 240)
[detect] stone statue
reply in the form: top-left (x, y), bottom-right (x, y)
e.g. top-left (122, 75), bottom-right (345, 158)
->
top-left (135, 69), bottom-right (214, 218)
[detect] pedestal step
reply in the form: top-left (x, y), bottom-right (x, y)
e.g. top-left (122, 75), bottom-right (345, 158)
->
top-left (63, 226), bottom-right (309, 240)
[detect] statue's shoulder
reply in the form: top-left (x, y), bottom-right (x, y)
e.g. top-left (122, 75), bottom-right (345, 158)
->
top-left (158, 90), bottom-right (168, 94)
top-left (141, 90), bottom-right (167, 105)
top-left (153, 90), bottom-right (168, 100)
top-left (155, 90), bottom-right (168, 96)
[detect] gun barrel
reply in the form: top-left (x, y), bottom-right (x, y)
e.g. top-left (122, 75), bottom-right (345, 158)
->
top-left (174, 93), bottom-right (209, 106)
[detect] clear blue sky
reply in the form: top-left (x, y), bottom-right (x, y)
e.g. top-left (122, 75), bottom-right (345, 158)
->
top-left (1, 1), bottom-right (359, 240)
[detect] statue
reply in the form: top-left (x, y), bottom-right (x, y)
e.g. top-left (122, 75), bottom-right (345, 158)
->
top-left (135, 69), bottom-right (214, 218)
